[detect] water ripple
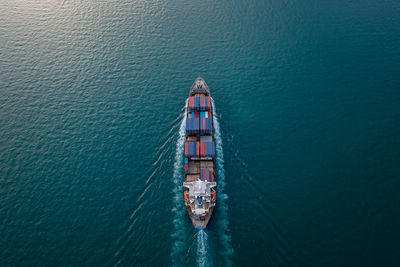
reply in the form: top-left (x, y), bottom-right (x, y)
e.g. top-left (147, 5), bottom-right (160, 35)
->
top-left (170, 100), bottom-right (188, 266)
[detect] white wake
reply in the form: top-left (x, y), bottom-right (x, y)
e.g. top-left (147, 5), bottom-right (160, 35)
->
top-left (171, 100), bottom-right (188, 266)
top-left (212, 99), bottom-right (234, 266)
top-left (196, 230), bottom-right (209, 267)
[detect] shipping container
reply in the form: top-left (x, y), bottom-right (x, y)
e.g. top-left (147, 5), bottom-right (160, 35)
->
top-left (200, 136), bottom-right (213, 142)
top-left (185, 142), bottom-right (199, 158)
top-left (186, 118), bottom-right (199, 135)
top-left (195, 95), bottom-right (200, 110)
top-left (199, 96), bottom-right (211, 110)
top-left (188, 96), bottom-right (195, 110)
top-left (200, 168), bottom-right (214, 182)
top-left (205, 142), bottom-right (215, 158)
top-left (189, 96), bottom-right (211, 111)
top-left (200, 142), bottom-right (206, 157)
top-left (197, 141), bottom-right (215, 158)
top-left (200, 118), bottom-right (212, 135)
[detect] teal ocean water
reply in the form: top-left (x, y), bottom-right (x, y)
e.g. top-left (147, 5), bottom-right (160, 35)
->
top-left (1, 0), bottom-right (400, 265)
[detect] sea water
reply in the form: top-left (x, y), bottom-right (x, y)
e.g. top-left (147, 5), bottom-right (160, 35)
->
top-left (1, 0), bottom-right (400, 265)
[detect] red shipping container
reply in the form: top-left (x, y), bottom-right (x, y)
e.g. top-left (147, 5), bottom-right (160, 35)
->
top-left (196, 142), bottom-right (200, 157)
top-left (201, 142), bottom-right (207, 157)
top-left (188, 97), bottom-right (195, 110)
top-left (185, 142), bottom-right (188, 157)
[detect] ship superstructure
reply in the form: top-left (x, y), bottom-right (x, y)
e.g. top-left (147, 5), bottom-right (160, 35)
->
top-left (183, 78), bottom-right (216, 229)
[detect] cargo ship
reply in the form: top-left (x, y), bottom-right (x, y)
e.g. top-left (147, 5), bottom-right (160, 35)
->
top-left (183, 77), bottom-right (216, 229)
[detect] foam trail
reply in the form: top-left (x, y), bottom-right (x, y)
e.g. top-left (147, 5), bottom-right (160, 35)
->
top-left (196, 230), bottom-right (209, 267)
top-left (171, 99), bottom-right (188, 266)
top-left (212, 99), bottom-right (234, 266)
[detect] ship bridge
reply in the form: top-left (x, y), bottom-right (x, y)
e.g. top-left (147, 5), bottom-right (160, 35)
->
top-left (183, 181), bottom-right (216, 216)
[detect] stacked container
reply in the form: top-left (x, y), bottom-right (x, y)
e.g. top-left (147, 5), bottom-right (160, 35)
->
top-left (206, 142), bottom-right (215, 158)
top-left (199, 96), bottom-right (211, 110)
top-left (188, 96), bottom-right (211, 111)
top-left (185, 142), bottom-right (199, 158)
top-left (188, 96), bottom-right (195, 110)
top-left (200, 168), bottom-right (214, 182)
top-left (200, 118), bottom-right (212, 135)
top-left (186, 118), bottom-right (199, 135)
top-left (199, 142), bottom-right (215, 158)
top-left (200, 111), bottom-right (209, 118)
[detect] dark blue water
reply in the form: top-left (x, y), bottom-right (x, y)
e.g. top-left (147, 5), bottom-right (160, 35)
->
top-left (1, 0), bottom-right (400, 266)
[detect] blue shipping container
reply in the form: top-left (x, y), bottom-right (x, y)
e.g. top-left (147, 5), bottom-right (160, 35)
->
top-left (200, 118), bottom-right (212, 135)
top-left (186, 118), bottom-right (199, 135)
top-left (206, 142), bottom-right (215, 158)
